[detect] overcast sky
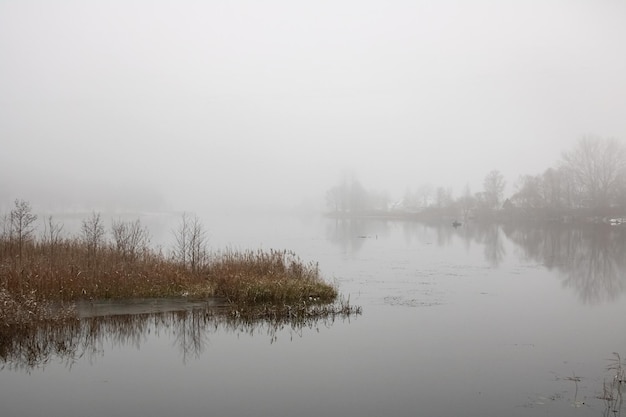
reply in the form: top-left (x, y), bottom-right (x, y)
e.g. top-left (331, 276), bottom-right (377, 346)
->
top-left (1, 0), bottom-right (625, 212)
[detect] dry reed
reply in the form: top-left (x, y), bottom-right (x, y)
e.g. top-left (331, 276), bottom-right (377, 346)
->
top-left (0, 208), bottom-right (342, 327)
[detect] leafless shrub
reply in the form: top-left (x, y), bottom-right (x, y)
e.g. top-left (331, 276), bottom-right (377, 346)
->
top-left (172, 213), bottom-right (208, 273)
top-left (8, 199), bottom-right (38, 261)
top-left (42, 215), bottom-right (64, 262)
top-left (81, 212), bottom-right (105, 271)
top-left (42, 215), bottom-right (64, 245)
top-left (111, 218), bottom-right (150, 261)
top-left (81, 212), bottom-right (105, 251)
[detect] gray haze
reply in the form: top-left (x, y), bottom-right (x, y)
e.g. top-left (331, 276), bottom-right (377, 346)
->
top-left (2, 1), bottom-right (625, 212)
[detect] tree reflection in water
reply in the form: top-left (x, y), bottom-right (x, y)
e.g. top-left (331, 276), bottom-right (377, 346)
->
top-left (0, 305), bottom-right (359, 371)
top-left (504, 223), bottom-right (626, 304)
top-left (326, 218), bottom-right (626, 304)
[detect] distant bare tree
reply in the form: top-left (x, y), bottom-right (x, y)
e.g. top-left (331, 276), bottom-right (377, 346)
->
top-left (542, 167), bottom-right (570, 209)
top-left (173, 213), bottom-right (189, 267)
top-left (111, 218), bottom-right (150, 261)
top-left (43, 215), bottom-right (64, 245)
top-left (325, 175), bottom-right (373, 214)
top-left (42, 215), bottom-right (64, 262)
top-left (512, 174), bottom-right (544, 209)
top-left (561, 135), bottom-right (626, 208)
top-left (82, 212), bottom-right (105, 265)
top-left (457, 184), bottom-right (475, 221)
top-left (435, 186), bottom-right (453, 209)
top-left (347, 178), bottom-right (368, 213)
top-left (415, 184), bottom-right (433, 208)
top-left (187, 215), bottom-right (208, 273)
top-left (9, 199), bottom-right (38, 260)
top-left (172, 213), bottom-right (208, 273)
top-left (483, 170), bottom-right (506, 209)
top-left (326, 186), bottom-right (343, 213)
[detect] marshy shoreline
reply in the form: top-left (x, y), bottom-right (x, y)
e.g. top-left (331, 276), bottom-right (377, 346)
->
top-left (0, 200), bottom-right (361, 331)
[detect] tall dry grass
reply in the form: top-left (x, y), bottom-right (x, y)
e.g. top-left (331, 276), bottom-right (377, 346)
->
top-left (0, 239), bottom-right (335, 304)
top-left (0, 236), bottom-right (208, 302)
top-left (0, 204), bottom-right (340, 327)
top-left (207, 249), bottom-right (337, 305)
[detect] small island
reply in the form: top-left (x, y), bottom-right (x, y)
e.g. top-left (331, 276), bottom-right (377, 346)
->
top-left (0, 200), bottom-right (360, 332)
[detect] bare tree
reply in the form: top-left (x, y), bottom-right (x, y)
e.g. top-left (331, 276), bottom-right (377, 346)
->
top-left (9, 199), bottom-right (38, 260)
top-left (512, 174), bottom-right (544, 209)
top-left (43, 215), bottom-right (64, 245)
top-left (542, 167), bottom-right (569, 209)
top-left (483, 170), bottom-right (506, 209)
top-left (42, 215), bottom-right (64, 262)
top-left (561, 135), bottom-right (626, 208)
top-left (187, 215), bottom-right (208, 273)
top-left (457, 184), bottom-right (475, 221)
top-left (82, 212), bottom-right (105, 265)
top-left (173, 213), bottom-right (189, 267)
top-left (435, 186), bottom-right (453, 209)
top-left (112, 218), bottom-right (150, 261)
top-left (326, 185), bottom-right (343, 213)
top-left (415, 183), bottom-right (434, 208)
top-left (173, 213), bottom-right (208, 272)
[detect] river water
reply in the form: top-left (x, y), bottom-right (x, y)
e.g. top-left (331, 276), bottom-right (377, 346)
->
top-left (2, 213), bottom-right (626, 417)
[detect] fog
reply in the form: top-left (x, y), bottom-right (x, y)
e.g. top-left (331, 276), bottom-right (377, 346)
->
top-left (2, 1), bottom-right (625, 213)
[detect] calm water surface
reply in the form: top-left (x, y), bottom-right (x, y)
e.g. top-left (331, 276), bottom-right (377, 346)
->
top-left (2, 213), bottom-right (626, 417)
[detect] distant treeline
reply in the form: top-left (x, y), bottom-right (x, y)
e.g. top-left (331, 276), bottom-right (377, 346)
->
top-left (326, 135), bottom-right (626, 222)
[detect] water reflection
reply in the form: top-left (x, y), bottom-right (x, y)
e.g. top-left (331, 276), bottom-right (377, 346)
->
top-left (470, 223), bottom-right (506, 267)
top-left (326, 218), bottom-right (626, 303)
top-left (326, 218), bottom-right (507, 266)
top-left (504, 223), bottom-right (626, 304)
top-left (325, 218), bottom-right (387, 255)
top-left (0, 307), bottom-right (356, 371)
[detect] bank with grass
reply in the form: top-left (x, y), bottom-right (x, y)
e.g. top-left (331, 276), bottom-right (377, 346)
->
top-left (0, 201), bottom-right (358, 329)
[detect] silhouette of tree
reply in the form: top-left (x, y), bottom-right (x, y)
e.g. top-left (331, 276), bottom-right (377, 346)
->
top-left (457, 184), bottom-right (475, 221)
top-left (561, 135), bottom-right (626, 209)
top-left (512, 174), bottom-right (544, 209)
top-left (483, 170), bottom-right (506, 209)
top-left (8, 199), bottom-right (37, 261)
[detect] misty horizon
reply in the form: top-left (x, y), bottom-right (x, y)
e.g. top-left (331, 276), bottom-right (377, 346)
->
top-left (2, 1), bottom-right (625, 213)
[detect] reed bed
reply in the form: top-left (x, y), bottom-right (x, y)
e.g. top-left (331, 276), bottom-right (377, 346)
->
top-left (0, 206), bottom-right (344, 327)
top-left (207, 249), bottom-right (337, 305)
top-left (0, 237), bottom-right (208, 301)
top-left (0, 241), bottom-right (336, 305)
top-left (0, 288), bottom-right (76, 328)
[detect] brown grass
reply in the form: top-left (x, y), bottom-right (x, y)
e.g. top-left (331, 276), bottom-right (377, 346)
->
top-left (207, 249), bottom-right (337, 305)
top-left (0, 237), bottom-right (209, 301)
top-left (0, 288), bottom-right (76, 328)
top-left (0, 223), bottom-right (341, 327)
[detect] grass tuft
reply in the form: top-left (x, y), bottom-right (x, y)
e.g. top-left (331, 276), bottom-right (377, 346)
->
top-left (207, 249), bottom-right (337, 305)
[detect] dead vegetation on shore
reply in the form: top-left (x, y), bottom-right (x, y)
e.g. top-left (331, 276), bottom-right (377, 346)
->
top-left (0, 200), bottom-right (358, 330)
